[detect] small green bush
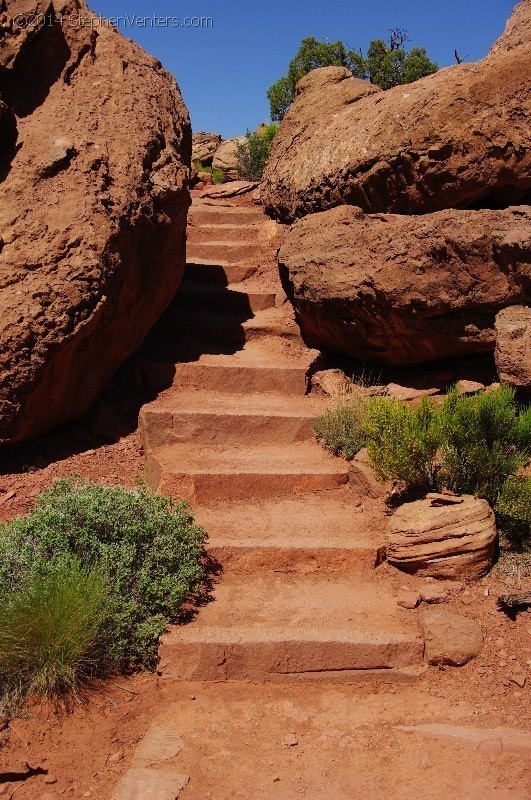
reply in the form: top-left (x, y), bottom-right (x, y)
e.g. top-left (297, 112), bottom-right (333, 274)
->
top-left (193, 161), bottom-right (225, 184)
top-left (440, 386), bottom-right (531, 505)
top-left (0, 560), bottom-right (109, 706)
top-left (0, 480), bottom-right (206, 677)
top-left (314, 396), bottom-right (368, 461)
top-left (314, 385), bottom-right (530, 513)
top-left (236, 124), bottom-right (278, 181)
top-left (496, 476), bottom-right (531, 550)
top-left (364, 397), bottom-right (441, 493)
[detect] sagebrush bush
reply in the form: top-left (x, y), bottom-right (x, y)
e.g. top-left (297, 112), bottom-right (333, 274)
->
top-left (440, 386), bottom-right (531, 505)
top-left (496, 476), bottom-right (531, 550)
top-left (0, 480), bottom-right (206, 676)
top-left (0, 560), bottom-right (109, 706)
top-left (236, 124), bottom-right (278, 181)
top-left (364, 397), bottom-right (441, 493)
top-left (313, 396), bottom-right (368, 460)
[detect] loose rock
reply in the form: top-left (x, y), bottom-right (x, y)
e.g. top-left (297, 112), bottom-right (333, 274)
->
top-left (388, 495), bottom-right (497, 580)
top-left (420, 607), bottom-right (484, 666)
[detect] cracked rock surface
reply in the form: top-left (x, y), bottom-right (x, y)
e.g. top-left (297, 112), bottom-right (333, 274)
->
top-left (0, 0), bottom-right (191, 446)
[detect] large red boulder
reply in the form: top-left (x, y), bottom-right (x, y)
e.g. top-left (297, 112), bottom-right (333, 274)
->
top-left (261, 1), bottom-right (531, 223)
top-left (0, 1), bottom-right (191, 446)
top-left (278, 205), bottom-right (531, 365)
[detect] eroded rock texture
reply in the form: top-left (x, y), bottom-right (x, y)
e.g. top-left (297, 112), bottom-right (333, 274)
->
top-left (387, 495), bottom-right (497, 580)
top-left (495, 306), bottom-right (531, 396)
top-left (0, 1), bottom-right (191, 446)
top-left (262, 1), bottom-right (531, 222)
top-left (279, 205), bottom-right (531, 364)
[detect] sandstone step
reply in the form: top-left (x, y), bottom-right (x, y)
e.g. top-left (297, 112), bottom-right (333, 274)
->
top-left (194, 490), bottom-right (386, 574)
top-left (187, 241), bottom-right (258, 264)
top-left (188, 222), bottom-right (259, 243)
top-left (140, 391), bottom-right (328, 449)
top-left (145, 441), bottom-right (349, 502)
top-left (175, 283), bottom-right (276, 314)
top-left (158, 307), bottom-right (303, 345)
top-left (139, 339), bottom-right (319, 395)
top-left (189, 205), bottom-right (263, 227)
top-left (159, 573), bottom-right (424, 681)
top-left (184, 262), bottom-right (257, 286)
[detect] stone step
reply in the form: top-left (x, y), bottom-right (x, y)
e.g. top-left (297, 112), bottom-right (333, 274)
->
top-left (188, 222), bottom-right (259, 243)
top-left (138, 339), bottom-right (319, 395)
top-left (159, 573), bottom-right (424, 681)
top-left (145, 441), bottom-right (349, 502)
top-left (157, 307), bottom-right (303, 345)
top-left (175, 283), bottom-right (277, 314)
top-left (184, 262), bottom-right (257, 286)
top-left (189, 205), bottom-right (264, 227)
top-left (187, 241), bottom-right (258, 264)
top-left (194, 490), bottom-right (386, 574)
top-left (140, 390), bottom-right (327, 449)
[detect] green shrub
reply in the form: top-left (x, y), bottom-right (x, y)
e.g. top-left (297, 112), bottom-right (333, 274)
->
top-left (236, 124), bottom-right (278, 181)
top-left (313, 396), bottom-right (368, 461)
top-left (193, 162), bottom-right (225, 184)
top-left (0, 560), bottom-right (109, 706)
top-left (364, 397), bottom-right (441, 493)
top-left (496, 476), bottom-right (531, 550)
top-left (0, 480), bottom-right (206, 676)
top-left (440, 386), bottom-right (531, 505)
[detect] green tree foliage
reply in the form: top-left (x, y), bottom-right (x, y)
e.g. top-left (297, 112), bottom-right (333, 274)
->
top-left (267, 31), bottom-right (438, 121)
top-left (236, 123), bottom-right (278, 181)
top-left (267, 37), bottom-right (348, 122)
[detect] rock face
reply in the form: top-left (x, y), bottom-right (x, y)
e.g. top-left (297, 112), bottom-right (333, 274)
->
top-left (495, 306), bottom-right (531, 395)
top-left (192, 132), bottom-right (222, 166)
top-left (388, 496), bottom-right (497, 580)
top-left (262, 1), bottom-right (531, 223)
top-left (420, 607), bottom-right (484, 666)
top-left (0, 1), bottom-right (191, 446)
top-left (279, 205), bottom-right (531, 364)
top-left (212, 136), bottom-right (246, 181)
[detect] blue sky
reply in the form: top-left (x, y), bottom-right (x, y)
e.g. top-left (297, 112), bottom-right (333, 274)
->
top-left (91, 0), bottom-right (515, 138)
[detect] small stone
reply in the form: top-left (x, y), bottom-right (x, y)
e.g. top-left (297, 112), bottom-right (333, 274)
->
top-left (397, 591), bottom-right (421, 609)
top-left (109, 751), bottom-right (124, 764)
top-left (285, 732), bottom-right (298, 747)
top-left (44, 775), bottom-right (58, 785)
top-left (508, 667), bottom-right (527, 688)
top-left (420, 587), bottom-right (450, 605)
top-left (273, 776), bottom-right (281, 782)
top-left (189, 695), bottom-right (196, 701)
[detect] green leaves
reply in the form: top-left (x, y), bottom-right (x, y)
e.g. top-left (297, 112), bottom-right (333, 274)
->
top-left (267, 33), bottom-right (438, 122)
top-left (0, 481), bottom-right (207, 680)
top-left (235, 124), bottom-right (278, 181)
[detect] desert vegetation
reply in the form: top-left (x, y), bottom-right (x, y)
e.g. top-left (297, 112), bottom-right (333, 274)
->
top-left (315, 385), bottom-right (531, 545)
top-left (267, 33), bottom-right (437, 121)
top-left (235, 124), bottom-right (278, 181)
top-left (0, 480), bottom-right (206, 708)
top-left (194, 160), bottom-right (225, 184)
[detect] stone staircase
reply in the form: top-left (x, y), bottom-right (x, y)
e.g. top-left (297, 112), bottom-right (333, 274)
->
top-left (138, 193), bottom-right (424, 684)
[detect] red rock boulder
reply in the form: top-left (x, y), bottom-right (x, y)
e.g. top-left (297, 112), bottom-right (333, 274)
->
top-left (0, 1), bottom-right (191, 446)
top-left (495, 306), bottom-right (531, 396)
top-left (262, 2), bottom-right (531, 222)
top-left (278, 205), bottom-right (531, 364)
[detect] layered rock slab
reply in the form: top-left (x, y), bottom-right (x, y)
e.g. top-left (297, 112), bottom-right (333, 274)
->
top-left (388, 495), bottom-right (497, 580)
top-left (262, 0), bottom-right (531, 222)
top-left (278, 205), bottom-right (531, 365)
top-left (0, 1), bottom-right (191, 446)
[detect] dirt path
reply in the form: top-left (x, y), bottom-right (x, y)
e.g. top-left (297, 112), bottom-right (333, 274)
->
top-left (0, 189), bottom-right (529, 800)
